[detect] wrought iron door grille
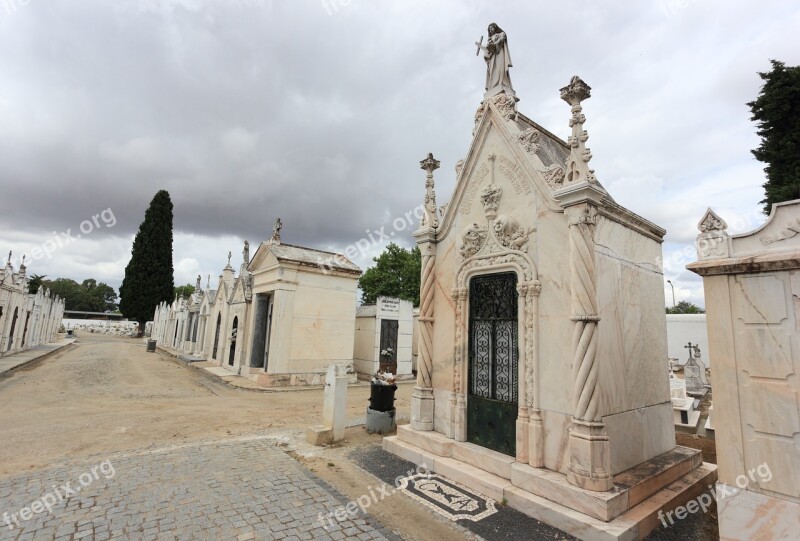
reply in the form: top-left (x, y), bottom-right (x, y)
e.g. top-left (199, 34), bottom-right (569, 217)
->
top-left (468, 273), bottom-right (518, 404)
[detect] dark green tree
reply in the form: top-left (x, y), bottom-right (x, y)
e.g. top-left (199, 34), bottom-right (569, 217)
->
top-left (174, 283), bottom-right (195, 299)
top-left (666, 301), bottom-right (705, 314)
top-left (358, 243), bottom-right (421, 306)
top-left (119, 190), bottom-right (174, 331)
top-left (27, 274), bottom-right (46, 294)
top-left (748, 60), bottom-right (800, 213)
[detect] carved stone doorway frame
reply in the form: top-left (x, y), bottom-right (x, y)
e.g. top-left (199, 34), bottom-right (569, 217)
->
top-left (450, 250), bottom-right (543, 467)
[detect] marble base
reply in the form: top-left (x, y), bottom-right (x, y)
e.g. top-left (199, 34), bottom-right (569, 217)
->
top-left (410, 386), bottom-right (434, 430)
top-left (567, 419), bottom-right (614, 492)
top-left (717, 484), bottom-right (800, 541)
top-left (385, 425), bottom-right (717, 540)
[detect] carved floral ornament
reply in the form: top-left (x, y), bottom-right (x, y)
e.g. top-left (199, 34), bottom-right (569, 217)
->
top-left (517, 128), bottom-right (540, 154)
top-left (480, 183), bottom-right (503, 215)
top-left (459, 171), bottom-right (533, 259)
top-left (698, 208), bottom-right (727, 233)
top-left (473, 92), bottom-right (519, 135)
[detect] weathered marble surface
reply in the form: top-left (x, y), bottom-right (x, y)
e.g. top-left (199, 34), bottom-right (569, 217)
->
top-left (688, 200), bottom-right (800, 537)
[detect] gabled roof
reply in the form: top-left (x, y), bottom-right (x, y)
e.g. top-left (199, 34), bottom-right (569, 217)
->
top-left (249, 242), bottom-right (361, 275)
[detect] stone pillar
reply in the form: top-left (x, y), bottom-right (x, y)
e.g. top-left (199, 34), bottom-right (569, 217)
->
top-left (451, 287), bottom-right (468, 441)
top-left (518, 280), bottom-right (544, 468)
top-left (554, 75), bottom-right (612, 492)
top-left (411, 153), bottom-right (440, 432)
top-left (564, 201), bottom-right (612, 492)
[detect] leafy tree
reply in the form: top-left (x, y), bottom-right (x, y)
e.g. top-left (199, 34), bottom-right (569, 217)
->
top-left (27, 273), bottom-right (46, 294)
top-left (358, 243), bottom-right (421, 306)
top-left (40, 277), bottom-right (117, 311)
top-left (174, 283), bottom-right (195, 299)
top-left (748, 60), bottom-right (800, 213)
top-left (666, 301), bottom-right (705, 314)
top-left (119, 190), bottom-right (174, 331)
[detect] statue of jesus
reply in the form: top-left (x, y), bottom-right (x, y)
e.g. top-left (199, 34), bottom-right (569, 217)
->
top-left (478, 23), bottom-right (515, 99)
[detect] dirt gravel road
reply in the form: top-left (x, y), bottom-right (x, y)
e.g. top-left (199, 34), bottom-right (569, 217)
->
top-left (0, 333), bottom-right (412, 477)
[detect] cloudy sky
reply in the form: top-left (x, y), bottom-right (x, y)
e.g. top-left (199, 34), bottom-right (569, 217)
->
top-left (1, 0), bottom-right (798, 307)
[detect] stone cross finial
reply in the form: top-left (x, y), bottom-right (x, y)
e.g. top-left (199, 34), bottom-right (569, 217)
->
top-left (207, 274), bottom-right (211, 289)
top-left (684, 342), bottom-right (697, 360)
top-left (420, 153), bottom-right (440, 229)
top-left (227, 251), bottom-right (232, 266)
top-left (270, 218), bottom-right (282, 244)
top-left (559, 76), bottom-right (598, 187)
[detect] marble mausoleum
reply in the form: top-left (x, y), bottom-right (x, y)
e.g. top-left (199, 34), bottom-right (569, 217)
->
top-left (384, 24), bottom-right (716, 541)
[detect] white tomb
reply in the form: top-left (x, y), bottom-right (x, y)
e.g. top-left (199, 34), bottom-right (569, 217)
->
top-left (688, 201), bottom-right (800, 539)
top-left (383, 25), bottom-right (715, 540)
top-left (353, 296), bottom-right (414, 377)
top-left (670, 372), bottom-right (700, 428)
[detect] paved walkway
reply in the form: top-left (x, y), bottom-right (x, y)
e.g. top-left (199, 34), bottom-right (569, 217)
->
top-left (0, 436), bottom-right (399, 541)
top-left (0, 339), bottom-right (75, 376)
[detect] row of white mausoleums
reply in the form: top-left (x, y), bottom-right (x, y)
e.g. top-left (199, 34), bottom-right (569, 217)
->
top-left (0, 255), bottom-right (66, 357)
top-left (149, 230), bottom-right (416, 386)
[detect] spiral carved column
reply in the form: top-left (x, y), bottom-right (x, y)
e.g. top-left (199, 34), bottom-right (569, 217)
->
top-left (565, 203), bottom-right (612, 492)
top-left (416, 246), bottom-right (435, 389)
top-left (410, 239), bottom-right (436, 431)
top-left (411, 153), bottom-right (439, 432)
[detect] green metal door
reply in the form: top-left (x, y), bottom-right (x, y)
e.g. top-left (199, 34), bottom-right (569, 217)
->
top-left (467, 273), bottom-right (518, 457)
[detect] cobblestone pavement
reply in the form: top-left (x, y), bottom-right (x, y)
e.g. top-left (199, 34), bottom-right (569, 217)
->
top-left (0, 436), bottom-right (400, 541)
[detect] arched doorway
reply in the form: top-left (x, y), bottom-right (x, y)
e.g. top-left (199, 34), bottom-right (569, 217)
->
top-left (21, 311), bottom-right (31, 347)
top-left (228, 316), bottom-right (238, 366)
top-left (7, 307), bottom-right (19, 352)
top-left (212, 313), bottom-right (221, 360)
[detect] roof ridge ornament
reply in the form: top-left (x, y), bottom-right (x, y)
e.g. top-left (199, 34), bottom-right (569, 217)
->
top-left (696, 208), bottom-right (730, 260)
top-left (559, 76), bottom-right (599, 188)
top-left (269, 218), bottom-right (282, 245)
top-left (420, 153), bottom-right (440, 229)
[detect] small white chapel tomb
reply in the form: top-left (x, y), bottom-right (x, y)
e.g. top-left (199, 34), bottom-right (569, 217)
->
top-left (383, 23), bottom-right (715, 541)
top-left (353, 296), bottom-right (414, 377)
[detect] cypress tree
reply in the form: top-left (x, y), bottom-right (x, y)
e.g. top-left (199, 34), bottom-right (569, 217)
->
top-left (748, 60), bottom-right (800, 213)
top-left (119, 190), bottom-right (174, 333)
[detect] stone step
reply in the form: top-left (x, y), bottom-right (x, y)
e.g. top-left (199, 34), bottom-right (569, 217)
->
top-left (505, 462), bottom-right (716, 541)
top-left (385, 433), bottom-right (717, 540)
top-left (396, 424), bottom-right (454, 457)
top-left (612, 445), bottom-right (702, 509)
top-left (450, 440), bottom-right (516, 480)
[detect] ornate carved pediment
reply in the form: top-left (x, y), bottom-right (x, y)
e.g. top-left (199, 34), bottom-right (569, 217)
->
top-left (480, 183), bottom-right (502, 217)
top-left (517, 128), bottom-right (541, 154)
top-left (458, 176), bottom-right (533, 260)
top-left (490, 92), bottom-right (518, 121)
top-left (696, 208), bottom-right (729, 260)
top-left (698, 208), bottom-right (727, 233)
top-left (494, 215), bottom-right (532, 252)
top-left (542, 164), bottom-right (565, 190)
top-left (459, 223), bottom-right (488, 259)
